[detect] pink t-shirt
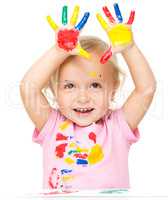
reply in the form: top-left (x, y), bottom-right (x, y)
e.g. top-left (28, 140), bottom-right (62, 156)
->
top-left (32, 108), bottom-right (140, 190)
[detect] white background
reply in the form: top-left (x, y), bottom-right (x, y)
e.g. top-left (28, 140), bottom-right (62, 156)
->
top-left (0, 0), bottom-right (168, 198)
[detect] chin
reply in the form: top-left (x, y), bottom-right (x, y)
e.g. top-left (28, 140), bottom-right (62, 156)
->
top-left (73, 119), bottom-right (93, 127)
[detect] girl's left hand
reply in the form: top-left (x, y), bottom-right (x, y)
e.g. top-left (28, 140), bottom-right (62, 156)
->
top-left (96, 3), bottom-right (135, 64)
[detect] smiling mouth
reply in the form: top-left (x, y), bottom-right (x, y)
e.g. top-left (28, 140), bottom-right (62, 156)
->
top-left (73, 108), bottom-right (95, 114)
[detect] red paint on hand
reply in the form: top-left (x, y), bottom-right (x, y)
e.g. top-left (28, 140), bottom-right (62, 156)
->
top-left (56, 133), bottom-right (68, 141)
top-left (89, 132), bottom-right (96, 143)
top-left (57, 29), bottom-right (79, 51)
top-left (55, 143), bottom-right (68, 158)
top-left (100, 47), bottom-right (112, 64)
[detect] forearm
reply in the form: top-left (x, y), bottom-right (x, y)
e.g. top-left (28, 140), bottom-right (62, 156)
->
top-left (21, 45), bottom-right (69, 91)
top-left (122, 43), bottom-right (156, 93)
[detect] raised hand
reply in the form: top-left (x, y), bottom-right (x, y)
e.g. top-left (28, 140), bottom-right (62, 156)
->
top-left (47, 5), bottom-right (91, 59)
top-left (96, 3), bottom-right (135, 64)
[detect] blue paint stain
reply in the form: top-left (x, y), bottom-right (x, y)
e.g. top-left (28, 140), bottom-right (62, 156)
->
top-left (76, 159), bottom-right (88, 165)
top-left (61, 169), bottom-right (73, 175)
top-left (69, 136), bottom-right (74, 140)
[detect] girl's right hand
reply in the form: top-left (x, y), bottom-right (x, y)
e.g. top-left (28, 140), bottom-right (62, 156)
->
top-left (47, 5), bottom-right (91, 59)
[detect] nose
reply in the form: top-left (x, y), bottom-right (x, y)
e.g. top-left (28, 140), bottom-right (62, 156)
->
top-left (77, 89), bottom-right (90, 104)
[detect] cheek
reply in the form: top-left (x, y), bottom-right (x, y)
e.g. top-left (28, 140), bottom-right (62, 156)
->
top-left (57, 92), bottom-right (74, 107)
top-left (92, 91), bottom-right (109, 106)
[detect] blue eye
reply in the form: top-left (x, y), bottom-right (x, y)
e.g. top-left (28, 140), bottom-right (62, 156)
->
top-left (90, 82), bottom-right (102, 89)
top-left (64, 83), bottom-right (74, 89)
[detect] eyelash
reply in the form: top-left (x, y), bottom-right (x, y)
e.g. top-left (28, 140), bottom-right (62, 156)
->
top-left (90, 82), bottom-right (102, 89)
top-left (64, 83), bottom-right (74, 89)
top-left (63, 82), bottom-right (102, 89)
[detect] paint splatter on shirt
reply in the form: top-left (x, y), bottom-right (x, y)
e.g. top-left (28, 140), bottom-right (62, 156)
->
top-left (32, 108), bottom-right (140, 190)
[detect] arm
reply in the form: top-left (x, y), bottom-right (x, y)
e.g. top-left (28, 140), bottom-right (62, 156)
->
top-left (121, 43), bottom-right (156, 130)
top-left (20, 45), bottom-right (69, 131)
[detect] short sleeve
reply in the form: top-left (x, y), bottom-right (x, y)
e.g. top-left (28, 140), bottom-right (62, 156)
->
top-left (113, 108), bottom-right (140, 144)
top-left (32, 108), bottom-right (58, 145)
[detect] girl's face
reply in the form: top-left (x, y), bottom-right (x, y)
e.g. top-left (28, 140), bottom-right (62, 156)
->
top-left (56, 54), bottom-right (116, 126)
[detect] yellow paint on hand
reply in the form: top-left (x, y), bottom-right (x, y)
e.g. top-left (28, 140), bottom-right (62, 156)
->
top-left (77, 44), bottom-right (91, 59)
top-left (46, 16), bottom-right (59, 31)
top-left (59, 120), bottom-right (71, 131)
top-left (96, 13), bottom-right (109, 31)
top-left (70, 5), bottom-right (80, 26)
top-left (88, 144), bottom-right (104, 165)
top-left (108, 24), bottom-right (132, 46)
top-left (65, 157), bottom-right (75, 164)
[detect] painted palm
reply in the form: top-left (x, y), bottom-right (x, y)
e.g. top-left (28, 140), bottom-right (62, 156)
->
top-left (47, 5), bottom-right (90, 59)
top-left (96, 3), bottom-right (135, 64)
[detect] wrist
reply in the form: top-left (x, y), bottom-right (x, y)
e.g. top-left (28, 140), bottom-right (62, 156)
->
top-left (122, 41), bottom-right (136, 56)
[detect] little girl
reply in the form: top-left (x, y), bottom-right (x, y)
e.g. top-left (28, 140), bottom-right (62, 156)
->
top-left (20, 6), bottom-right (156, 191)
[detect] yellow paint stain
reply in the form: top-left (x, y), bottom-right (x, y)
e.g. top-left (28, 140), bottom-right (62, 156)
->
top-left (88, 144), bottom-right (104, 165)
top-left (65, 157), bottom-right (75, 164)
top-left (62, 175), bottom-right (74, 182)
top-left (59, 120), bottom-right (71, 131)
top-left (69, 142), bottom-right (77, 148)
top-left (76, 147), bottom-right (89, 153)
top-left (88, 71), bottom-right (97, 78)
top-left (108, 24), bottom-right (132, 46)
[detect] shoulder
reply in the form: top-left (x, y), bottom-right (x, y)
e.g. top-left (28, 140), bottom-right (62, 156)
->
top-left (104, 108), bottom-right (140, 144)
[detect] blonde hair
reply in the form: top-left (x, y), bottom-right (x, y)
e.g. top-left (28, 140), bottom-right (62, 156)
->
top-left (43, 36), bottom-right (125, 108)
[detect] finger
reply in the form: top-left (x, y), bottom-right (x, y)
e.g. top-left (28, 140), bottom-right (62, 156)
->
top-left (102, 6), bottom-right (115, 23)
top-left (96, 13), bottom-right (109, 32)
top-left (100, 46), bottom-right (112, 64)
top-left (62, 5), bottom-right (68, 25)
top-left (114, 3), bottom-right (123, 23)
top-left (76, 44), bottom-right (91, 59)
top-left (75, 12), bottom-right (90, 31)
top-left (70, 5), bottom-right (80, 26)
top-left (126, 11), bottom-right (135, 25)
top-left (46, 16), bottom-right (59, 31)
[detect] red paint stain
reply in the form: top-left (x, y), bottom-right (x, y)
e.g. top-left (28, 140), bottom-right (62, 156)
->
top-left (89, 132), bottom-right (96, 143)
top-left (48, 168), bottom-right (59, 189)
top-left (55, 143), bottom-right (68, 158)
top-left (57, 29), bottom-right (79, 51)
top-left (73, 153), bottom-right (88, 159)
top-left (56, 133), bottom-right (68, 141)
